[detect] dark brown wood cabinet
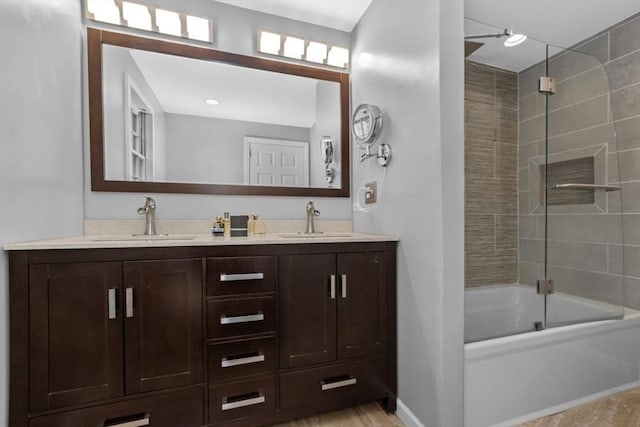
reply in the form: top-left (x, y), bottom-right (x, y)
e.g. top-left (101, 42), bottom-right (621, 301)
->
top-left (9, 240), bottom-right (396, 427)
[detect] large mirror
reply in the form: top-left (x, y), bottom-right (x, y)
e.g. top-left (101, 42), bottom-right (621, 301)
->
top-left (88, 28), bottom-right (350, 196)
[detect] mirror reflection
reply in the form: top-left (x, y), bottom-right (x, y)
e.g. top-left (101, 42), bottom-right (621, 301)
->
top-left (102, 45), bottom-right (342, 189)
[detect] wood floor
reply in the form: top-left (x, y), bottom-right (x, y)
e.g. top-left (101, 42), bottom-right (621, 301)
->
top-left (273, 403), bottom-right (405, 426)
top-left (519, 387), bottom-right (640, 427)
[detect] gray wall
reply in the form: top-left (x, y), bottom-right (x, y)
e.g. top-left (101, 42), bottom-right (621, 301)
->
top-left (0, 1), bottom-right (86, 423)
top-left (465, 61), bottom-right (518, 287)
top-left (351, 0), bottom-right (464, 426)
top-left (85, 0), bottom-right (353, 220)
top-left (102, 45), bottom-right (168, 181)
top-left (518, 14), bottom-right (640, 309)
top-left (165, 114), bottom-right (310, 184)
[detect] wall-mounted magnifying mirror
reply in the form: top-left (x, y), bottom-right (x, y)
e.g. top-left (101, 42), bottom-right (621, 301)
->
top-left (321, 136), bottom-right (335, 183)
top-left (352, 103), bottom-right (382, 146)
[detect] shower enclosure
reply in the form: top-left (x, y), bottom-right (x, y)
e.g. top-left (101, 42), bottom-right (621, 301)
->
top-left (464, 20), bottom-right (628, 342)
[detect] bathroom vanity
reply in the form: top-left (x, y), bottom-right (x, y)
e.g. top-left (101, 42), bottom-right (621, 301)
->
top-left (6, 234), bottom-right (397, 427)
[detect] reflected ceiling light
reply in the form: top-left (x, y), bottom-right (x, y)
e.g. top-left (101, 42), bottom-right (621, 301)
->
top-left (204, 98), bottom-right (220, 105)
top-left (156, 8), bottom-right (181, 37)
top-left (258, 31), bottom-right (281, 55)
top-left (327, 46), bottom-right (349, 68)
top-left (86, 0), bottom-right (121, 25)
top-left (283, 36), bottom-right (305, 59)
top-left (122, 2), bottom-right (152, 31)
top-left (306, 41), bottom-right (327, 64)
top-left (186, 15), bottom-right (210, 42)
top-left (504, 32), bottom-right (527, 47)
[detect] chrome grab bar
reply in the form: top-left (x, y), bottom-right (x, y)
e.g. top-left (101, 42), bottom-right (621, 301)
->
top-left (552, 183), bottom-right (621, 192)
top-left (220, 273), bottom-right (264, 282)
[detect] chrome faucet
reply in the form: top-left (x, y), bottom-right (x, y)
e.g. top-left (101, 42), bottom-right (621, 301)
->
top-left (305, 200), bottom-right (320, 234)
top-left (137, 196), bottom-right (157, 235)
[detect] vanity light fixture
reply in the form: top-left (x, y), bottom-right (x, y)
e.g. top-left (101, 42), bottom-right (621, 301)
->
top-left (122, 1), bottom-right (152, 31)
top-left (86, 0), bottom-right (121, 25)
top-left (257, 30), bottom-right (349, 69)
top-left (258, 31), bottom-right (282, 55)
top-left (204, 98), bottom-right (220, 106)
top-left (155, 8), bottom-right (181, 37)
top-left (85, 0), bottom-right (212, 43)
top-left (283, 36), bottom-right (305, 59)
top-left (305, 41), bottom-right (328, 64)
top-left (327, 46), bottom-right (349, 68)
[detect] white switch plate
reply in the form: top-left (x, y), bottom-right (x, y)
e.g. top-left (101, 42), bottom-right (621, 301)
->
top-left (365, 181), bottom-right (377, 204)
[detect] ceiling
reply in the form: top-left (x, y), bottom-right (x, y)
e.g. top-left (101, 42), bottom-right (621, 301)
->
top-left (465, 0), bottom-right (640, 71)
top-left (213, 0), bottom-right (372, 32)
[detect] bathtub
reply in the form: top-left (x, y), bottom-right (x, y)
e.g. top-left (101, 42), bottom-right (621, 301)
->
top-left (464, 285), bottom-right (640, 427)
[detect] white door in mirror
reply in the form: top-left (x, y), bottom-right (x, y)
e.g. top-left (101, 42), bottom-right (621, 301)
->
top-left (244, 137), bottom-right (310, 187)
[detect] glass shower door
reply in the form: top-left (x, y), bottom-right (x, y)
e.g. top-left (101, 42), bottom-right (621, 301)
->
top-left (542, 43), bottom-right (625, 327)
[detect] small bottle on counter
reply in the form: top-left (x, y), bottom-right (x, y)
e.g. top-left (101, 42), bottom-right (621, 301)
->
top-left (253, 213), bottom-right (266, 235)
top-left (223, 212), bottom-right (231, 237)
top-left (247, 213), bottom-right (256, 236)
top-left (212, 215), bottom-right (224, 236)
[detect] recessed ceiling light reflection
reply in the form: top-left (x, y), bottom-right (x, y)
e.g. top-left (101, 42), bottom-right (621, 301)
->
top-left (204, 98), bottom-right (220, 106)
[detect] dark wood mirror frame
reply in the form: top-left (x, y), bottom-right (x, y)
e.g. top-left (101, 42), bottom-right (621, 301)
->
top-left (87, 28), bottom-right (350, 197)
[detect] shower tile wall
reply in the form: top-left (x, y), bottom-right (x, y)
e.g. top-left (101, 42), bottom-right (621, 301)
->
top-left (465, 61), bottom-right (518, 287)
top-left (518, 12), bottom-right (640, 309)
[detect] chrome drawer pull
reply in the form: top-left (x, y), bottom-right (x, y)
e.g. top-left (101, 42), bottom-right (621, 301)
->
top-left (108, 288), bottom-right (117, 319)
top-left (221, 353), bottom-right (265, 368)
top-left (221, 394), bottom-right (265, 411)
top-left (321, 377), bottom-right (357, 391)
top-left (220, 313), bottom-right (264, 324)
top-left (125, 287), bottom-right (134, 318)
top-left (220, 273), bottom-right (264, 282)
top-left (104, 415), bottom-right (150, 427)
top-left (330, 274), bottom-right (336, 299)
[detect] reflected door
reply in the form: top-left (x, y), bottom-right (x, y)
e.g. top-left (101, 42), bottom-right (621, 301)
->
top-left (245, 137), bottom-right (309, 187)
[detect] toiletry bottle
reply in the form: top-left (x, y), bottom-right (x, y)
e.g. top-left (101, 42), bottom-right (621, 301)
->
top-left (223, 212), bottom-right (231, 237)
top-left (212, 215), bottom-right (224, 236)
top-left (254, 213), bottom-right (266, 235)
top-left (247, 213), bottom-right (256, 236)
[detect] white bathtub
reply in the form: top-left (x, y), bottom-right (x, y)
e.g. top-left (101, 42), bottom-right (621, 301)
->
top-left (464, 285), bottom-right (640, 427)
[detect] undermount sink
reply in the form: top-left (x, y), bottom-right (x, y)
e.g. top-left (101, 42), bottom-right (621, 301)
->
top-left (90, 234), bottom-right (196, 242)
top-left (278, 232), bottom-right (356, 239)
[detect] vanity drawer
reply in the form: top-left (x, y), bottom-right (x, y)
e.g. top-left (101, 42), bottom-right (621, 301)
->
top-left (209, 336), bottom-right (277, 383)
top-left (280, 357), bottom-right (387, 410)
top-left (29, 387), bottom-right (203, 427)
top-left (207, 256), bottom-right (276, 296)
top-left (207, 296), bottom-right (276, 339)
top-left (209, 375), bottom-right (276, 424)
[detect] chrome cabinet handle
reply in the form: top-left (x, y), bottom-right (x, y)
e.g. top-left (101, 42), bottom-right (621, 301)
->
top-left (330, 274), bottom-right (336, 299)
top-left (220, 313), bottom-right (264, 324)
top-left (104, 415), bottom-right (150, 427)
top-left (321, 377), bottom-right (357, 391)
top-left (222, 394), bottom-right (265, 411)
top-left (220, 272), bottom-right (264, 282)
top-left (108, 288), bottom-right (117, 320)
top-left (221, 353), bottom-right (265, 368)
top-left (341, 274), bottom-right (347, 298)
top-left (125, 287), bottom-right (134, 318)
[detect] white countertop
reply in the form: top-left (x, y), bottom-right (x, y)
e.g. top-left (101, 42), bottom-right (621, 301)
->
top-left (3, 232), bottom-right (398, 250)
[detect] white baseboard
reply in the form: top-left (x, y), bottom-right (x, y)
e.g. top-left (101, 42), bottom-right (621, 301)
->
top-left (396, 399), bottom-right (426, 427)
top-left (492, 381), bottom-right (640, 427)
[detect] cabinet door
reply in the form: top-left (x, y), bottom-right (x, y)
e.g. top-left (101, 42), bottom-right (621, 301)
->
top-left (29, 262), bottom-right (123, 412)
top-left (279, 254), bottom-right (337, 368)
top-left (337, 252), bottom-right (388, 359)
top-left (124, 259), bottom-right (203, 394)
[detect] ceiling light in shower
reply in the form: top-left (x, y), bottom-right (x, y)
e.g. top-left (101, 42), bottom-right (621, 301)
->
top-left (504, 32), bottom-right (527, 47)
